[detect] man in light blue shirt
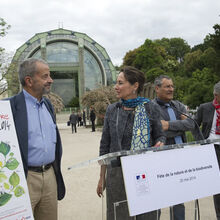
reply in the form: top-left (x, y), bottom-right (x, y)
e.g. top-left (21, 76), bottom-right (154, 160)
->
top-left (23, 89), bottom-right (56, 166)
top-left (9, 58), bottom-right (65, 220)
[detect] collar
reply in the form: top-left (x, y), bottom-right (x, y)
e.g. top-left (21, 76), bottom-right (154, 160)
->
top-left (23, 89), bottom-right (44, 106)
top-left (155, 98), bottom-right (171, 106)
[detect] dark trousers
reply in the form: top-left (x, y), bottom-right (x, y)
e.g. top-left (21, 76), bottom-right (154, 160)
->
top-left (71, 123), bottom-right (77, 133)
top-left (83, 119), bottom-right (86, 127)
top-left (91, 120), bottom-right (95, 131)
top-left (214, 194), bottom-right (220, 220)
top-left (170, 204), bottom-right (185, 220)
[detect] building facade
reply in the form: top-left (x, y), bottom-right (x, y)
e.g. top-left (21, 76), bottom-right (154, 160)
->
top-left (9, 28), bottom-right (117, 106)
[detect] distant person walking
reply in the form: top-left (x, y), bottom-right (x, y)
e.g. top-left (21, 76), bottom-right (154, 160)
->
top-left (69, 111), bottom-right (78, 133)
top-left (77, 111), bottom-right (82, 127)
top-left (83, 109), bottom-right (87, 128)
top-left (90, 107), bottom-right (96, 132)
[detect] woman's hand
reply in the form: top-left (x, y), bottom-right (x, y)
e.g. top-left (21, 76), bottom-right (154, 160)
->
top-left (96, 177), bottom-right (106, 197)
top-left (154, 141), bottom-right (164, 147)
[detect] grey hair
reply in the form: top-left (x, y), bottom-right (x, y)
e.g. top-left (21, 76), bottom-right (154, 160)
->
top-left (214, 81), bottom-right (220, 95)
top-left (18, 58), bottom-right (48, 86)
top-left (154, 75), bottom-right (172, 87)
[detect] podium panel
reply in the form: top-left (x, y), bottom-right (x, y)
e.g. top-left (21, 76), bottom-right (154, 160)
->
top-left (68, 139), bottom-right (220, 220)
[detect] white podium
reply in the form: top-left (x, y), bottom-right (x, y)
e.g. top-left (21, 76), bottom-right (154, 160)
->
top-left (68, 139), bottom-right (220, 220)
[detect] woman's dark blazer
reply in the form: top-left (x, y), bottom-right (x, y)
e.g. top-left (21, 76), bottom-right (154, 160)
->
top-left (100, 101), bottom-right (166, 156)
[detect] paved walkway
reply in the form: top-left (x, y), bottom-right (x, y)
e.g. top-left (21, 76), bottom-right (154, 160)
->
top-left (57, 122), bottom-right (217, 220)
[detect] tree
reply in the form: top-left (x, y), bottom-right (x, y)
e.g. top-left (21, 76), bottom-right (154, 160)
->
top-left (155, 37), bottom-right (191, 62)
top-left (191, 35), bottom-right (212, 52)
top-left (5, 61), bottom-right (20, 96)
top-left (0, 18), bottom-right (11, 95)
top-left (183, 50), bottom-right (203, 76)
top-left (209, 24), bottom-right (220, 74)
top-left (0, 52), bottom-right (13, 95)
top-left (81, 85), bottom-right (118, 124)
top-left (0, 18), bottom-right (11, 38)
top-left (183, 68), bottom-right (218, 108)
top-left (132, 39), bottom-right (166, 72)
top-left (145, 67), bottom-right (166, 83)
top-left (200, 47), bottom-right (218, 69)
top-left (123, 48), bottom-right (139, 66)
top-left (209, 24), bottom-right (220, 52)
top-left (43, 92), bottom-right (64, 114)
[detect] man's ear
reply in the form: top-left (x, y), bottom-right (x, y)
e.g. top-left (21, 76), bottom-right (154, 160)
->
top-left (155, 85), bottom-right (159, 93)
top-left (24, 76), bottom-right (32, 87)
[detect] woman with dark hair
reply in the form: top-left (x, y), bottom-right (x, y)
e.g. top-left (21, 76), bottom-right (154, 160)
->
top-left (96, 66), bottom-right (165, 220)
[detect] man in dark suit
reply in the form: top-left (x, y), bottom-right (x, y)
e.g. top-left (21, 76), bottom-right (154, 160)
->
top-left (90, 107), bottom-right (96, 132)
top-left (9, 58), bottom-right (65, 220)
top-left (193, 81), bottom-right (220, 220)
top-left (69, 111), bottom-right (78, 133)
top-left (153, 75), bottom-right (195, 220)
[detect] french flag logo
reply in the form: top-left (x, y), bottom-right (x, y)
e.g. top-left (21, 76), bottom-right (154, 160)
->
top-left (136, 173), bottom-right (146, 181)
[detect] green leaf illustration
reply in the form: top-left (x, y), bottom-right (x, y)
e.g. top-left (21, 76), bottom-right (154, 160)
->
top-left (0, 172), bottom-right (7, 183)
top-left (9, 152), bottom-right (14, 157)
top-left (6, 158), bottom-right (19, 170)
top-left (4, 182), bottom-right (10, 190)
top-left (0, 193), bottom-right (12, 206)
top-left (0, 142), bottom-right (10, 157)
top-left (9, 172), bottom-right (20, 188)
top-left (14, 186), bottom-right (25, 197)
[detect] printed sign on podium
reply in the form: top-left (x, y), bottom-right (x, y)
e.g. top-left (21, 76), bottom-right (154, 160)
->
top-left (0, 101), bottom-right (33, 220)
top-left (121, 144), bottom-right (220, 217)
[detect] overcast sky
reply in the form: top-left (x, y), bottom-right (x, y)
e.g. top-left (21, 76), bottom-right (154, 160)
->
top-left (0, 0), bottom-right (219, 65)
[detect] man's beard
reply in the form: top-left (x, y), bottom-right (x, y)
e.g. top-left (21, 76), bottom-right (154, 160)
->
top-left (42, 83), bottom-right (52, 94)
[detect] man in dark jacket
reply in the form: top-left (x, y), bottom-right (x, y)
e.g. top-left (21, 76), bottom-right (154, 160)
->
top-left (193, 81), bottom-right (220, 220)
top-left (9, 58), bottom-right (65, 220)
top-left (90, 107), bottom-right (96, 132)
top-left (69, 111), bottom-right (78, 133)
top-left (153, 75), bottom-right (194, 220)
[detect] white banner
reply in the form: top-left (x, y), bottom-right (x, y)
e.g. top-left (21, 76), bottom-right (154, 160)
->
top-left (121, 144), bottom-right (220, 216)
top-left (0, 101), bottom-right (33, 220)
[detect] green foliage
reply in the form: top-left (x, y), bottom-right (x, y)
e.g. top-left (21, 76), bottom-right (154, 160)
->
top-left (155, 37), bottom-right (190, 62)
top-left (183, 50), bottom-right (203, 75)
top-left (0, 18), bottom-right (13, 95)
top-left (5, 61), bottom-right (20, 96)
top-left (183, 68), bottom-right (216, 108)
top-left (67, 97), bottom-right (79, 107)
top-left (145, 67), bottom-right (166, 83)
top-left (121, 24), bottom-right (220, 109)
top-left (133, 39), bottom-right (166, 72)
top-left (0, 18), bottom-right (11, 38)
top-left (123, 48), bottom-right (139, 66)
top-left (200, 47), bottom-right (217, 69)
top-left (210, 24), bottom-right (220, 53)
top-left (186, 131), bottom-right (194, 142)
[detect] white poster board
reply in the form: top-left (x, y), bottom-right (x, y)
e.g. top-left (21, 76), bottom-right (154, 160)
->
top-left (0, 101), bottom-right (34, 220)
top-left (121, 144), bottom-right (220, 217)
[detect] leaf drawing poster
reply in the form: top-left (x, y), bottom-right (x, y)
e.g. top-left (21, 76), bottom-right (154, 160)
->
top-left (0, 101), bottom-right (33, 220)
